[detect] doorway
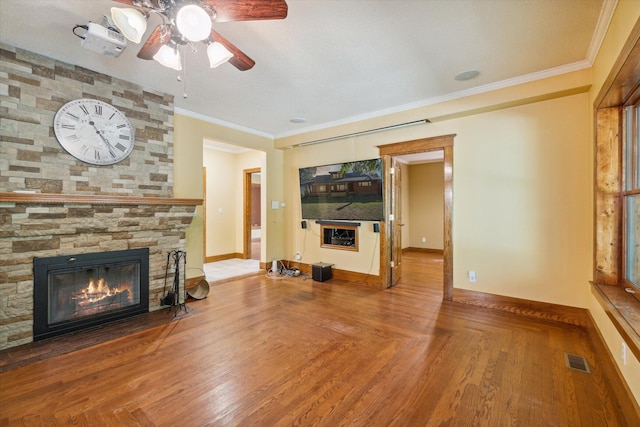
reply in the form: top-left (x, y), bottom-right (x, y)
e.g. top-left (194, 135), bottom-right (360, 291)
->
top-left (244, 168), bottom-right (261, 260)
top-left (396, 154), bottom-right (445, 284)
top-left (378, 134), bottom-right (454, 300)
top-left (202, 141), bottom-right (264, 282)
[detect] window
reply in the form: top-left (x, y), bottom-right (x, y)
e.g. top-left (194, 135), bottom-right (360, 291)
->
top-left (592, 22), bottom-right (640, 367)
top-left (624, 103), bottom-right (640, 290)
top-left (358, 181), bottom-right (372, 187)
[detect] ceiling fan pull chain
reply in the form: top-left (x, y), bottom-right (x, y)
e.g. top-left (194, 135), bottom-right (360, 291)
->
top-left (182, 48), bottom-right (188, 99)
top-left (161, 23), bottom-right (173, 43)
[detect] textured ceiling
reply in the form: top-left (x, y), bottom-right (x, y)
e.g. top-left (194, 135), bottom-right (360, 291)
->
top-left (0, 0), bottom-right (606, 138)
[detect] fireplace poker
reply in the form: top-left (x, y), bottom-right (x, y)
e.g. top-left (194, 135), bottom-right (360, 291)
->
top-left (162, 250), bottom-right (188, 316)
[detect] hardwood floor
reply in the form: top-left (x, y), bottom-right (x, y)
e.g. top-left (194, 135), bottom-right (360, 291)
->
top-left (1, 252), bottom-right (638, 426)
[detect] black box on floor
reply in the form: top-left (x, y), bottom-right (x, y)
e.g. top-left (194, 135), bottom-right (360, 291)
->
top-left (312, 262), bottom-right (334, 282)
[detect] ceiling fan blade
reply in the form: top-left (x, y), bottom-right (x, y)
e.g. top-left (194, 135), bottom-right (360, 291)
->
top-left (201, 0), bottom-right (288, 22)
top-left (210, 29), bottom-right (255, 71)
top-left (137, 25), bottom-right (168, 60)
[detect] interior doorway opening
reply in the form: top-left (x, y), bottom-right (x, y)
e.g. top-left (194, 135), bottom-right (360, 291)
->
top-left (394, 153), bottom-right (445, 291)
top-left (202, 140), bottom-right (264, 282)
top-left (378, 134), bottom-right (454, 300)
top-left (244, 168), bottom-right (261, 260)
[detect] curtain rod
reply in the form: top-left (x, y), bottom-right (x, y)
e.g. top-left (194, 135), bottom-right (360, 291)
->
top-left (297, 118), bottom-right (430, 147)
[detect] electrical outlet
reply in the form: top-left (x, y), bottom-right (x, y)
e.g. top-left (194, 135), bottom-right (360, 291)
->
top-left (421, 237), bottom-right (426, 243)
top-left (468, 271), bottom-right (476, 283)
top-left (295, 252), bottom-right (301, 260)
top-left (622, 342), bottom-right (627, 365)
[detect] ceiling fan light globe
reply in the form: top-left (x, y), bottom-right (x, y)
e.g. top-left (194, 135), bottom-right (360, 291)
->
top-left (110, 7), bottom-right (147, 44)
top-left (153, 45), bottom-right (182, 71)
top-left (207, 42), bottom-right (233, 68)
top-left (176, 5), bottom-right (212, 42)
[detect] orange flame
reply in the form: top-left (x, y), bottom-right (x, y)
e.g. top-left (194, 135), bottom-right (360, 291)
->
top-left (77, 278), bottom-right (127, 303)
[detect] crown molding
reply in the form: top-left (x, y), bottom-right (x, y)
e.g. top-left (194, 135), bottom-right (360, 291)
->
top-left (275, 60), bottom-right (592, 140)
top-left (174, 107), bottom-right (274, 139)
top-left (587, 0), bottom-right (618, 64)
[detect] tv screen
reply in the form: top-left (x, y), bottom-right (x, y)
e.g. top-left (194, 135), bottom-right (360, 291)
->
top-left (299, 158), bottom-right (383, 221)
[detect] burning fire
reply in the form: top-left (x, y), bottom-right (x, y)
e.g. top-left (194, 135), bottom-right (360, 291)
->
top-left (74, 278), bottom-right (130, 304)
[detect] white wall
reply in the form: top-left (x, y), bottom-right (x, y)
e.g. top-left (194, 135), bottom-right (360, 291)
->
top-left (407, 162), bottom-right (444, 250)
top-left (283, 92), bottom-right (591, 306)
top-left (401, 162), bottom-right (411, 249)
top-left (449, 95), bottom-right (592, 306)
top-left (203, 147), bottom-right (263, 258)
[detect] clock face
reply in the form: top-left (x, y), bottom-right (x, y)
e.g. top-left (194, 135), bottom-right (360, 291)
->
top-left (53, 99), bottom-right (135, 165)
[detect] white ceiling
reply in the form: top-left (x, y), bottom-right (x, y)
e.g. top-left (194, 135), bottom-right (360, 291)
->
top-left (0, 0), bottom-right (608, 139)
top-left (396, 150), bottom-right (444, 165)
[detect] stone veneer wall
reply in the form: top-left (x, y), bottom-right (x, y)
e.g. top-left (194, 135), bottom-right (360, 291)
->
top-left (0, 44), bottom-right (174, 196)
top-left (0, 201), bottom-right (196, 350)
top-left (0, 45), bottom-right (198, 350)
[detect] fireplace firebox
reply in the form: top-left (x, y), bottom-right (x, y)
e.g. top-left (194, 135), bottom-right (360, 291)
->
top-left (33, 248), bottom-right (149, 341)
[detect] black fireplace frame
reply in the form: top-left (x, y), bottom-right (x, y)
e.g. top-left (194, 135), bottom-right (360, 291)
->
top-left (33, 248), bottom-right (149, 341)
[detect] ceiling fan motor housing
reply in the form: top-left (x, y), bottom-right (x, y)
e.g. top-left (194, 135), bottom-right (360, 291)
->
top-left (113, 0), bottom-right (288, 71)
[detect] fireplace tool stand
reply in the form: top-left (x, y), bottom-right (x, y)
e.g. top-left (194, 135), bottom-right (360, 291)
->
top-left (162, 250), bottom-right (187, 316)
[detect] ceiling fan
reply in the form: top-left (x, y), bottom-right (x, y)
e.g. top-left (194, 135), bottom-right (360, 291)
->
top-left (110, 0), bottom-right (288, 71)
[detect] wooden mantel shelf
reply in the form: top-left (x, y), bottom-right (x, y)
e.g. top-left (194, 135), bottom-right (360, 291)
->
top-left (0, 192), bottom-right (203, 206)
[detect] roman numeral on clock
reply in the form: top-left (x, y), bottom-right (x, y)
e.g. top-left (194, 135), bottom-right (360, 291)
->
top-left (55, 100), bottom-right (134, 165)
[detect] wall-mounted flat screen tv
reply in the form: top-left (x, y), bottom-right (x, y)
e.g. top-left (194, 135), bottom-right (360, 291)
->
top-left (299, 158), bottom-right (383, 221)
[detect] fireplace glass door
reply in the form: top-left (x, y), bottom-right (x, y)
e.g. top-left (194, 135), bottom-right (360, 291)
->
top-left (48, 262), bottom-right (140, 324)
top-left (33, 248), bottom-right (149, 340)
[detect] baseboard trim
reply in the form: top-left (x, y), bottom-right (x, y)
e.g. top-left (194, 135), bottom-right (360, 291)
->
top-left (403, 247), bottom-right (444, 254)
top-left (453, 288), bottom-right (591, 327)
top-left (277, 261), bottom-right (383, 288)
top-left (205, 252), bottom-right (244, 263)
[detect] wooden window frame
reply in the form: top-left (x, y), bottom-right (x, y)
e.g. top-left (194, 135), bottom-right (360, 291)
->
top-left (592, 19), bottom-right (640, 364)
top-left (622, 104), bottom-right (640, 292)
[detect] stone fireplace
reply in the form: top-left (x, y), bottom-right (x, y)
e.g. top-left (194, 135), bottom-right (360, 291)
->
top-left (33, 248), bottom-right (150, 341)
top-left (0, 193), bottom-right (199, 349)
top-left (0, 45), bottom-right (202, 350)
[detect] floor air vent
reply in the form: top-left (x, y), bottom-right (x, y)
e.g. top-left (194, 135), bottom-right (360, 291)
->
top-left (564, 353), bottom-right (591, 373)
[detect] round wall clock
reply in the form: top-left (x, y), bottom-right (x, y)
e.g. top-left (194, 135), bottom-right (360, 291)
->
top-left (53, 99), bottom-right (135, 165)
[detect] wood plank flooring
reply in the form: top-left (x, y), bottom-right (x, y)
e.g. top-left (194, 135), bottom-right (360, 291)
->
top-left (1, 252), bottom-right (638, 426)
